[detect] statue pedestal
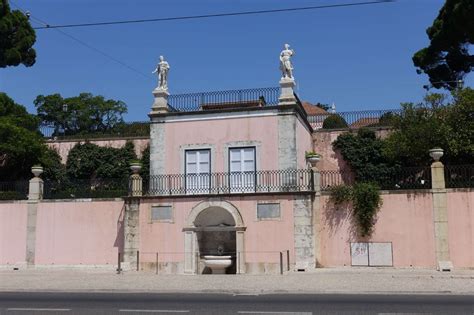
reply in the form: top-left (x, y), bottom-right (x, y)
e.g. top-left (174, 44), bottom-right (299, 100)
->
top-left (150, 88), bottom-right (169, 114)
top-left (278, 78), bottom-right (296, 105)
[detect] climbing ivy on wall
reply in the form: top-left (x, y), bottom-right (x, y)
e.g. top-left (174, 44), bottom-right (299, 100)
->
top-left (329, 183), bottom-right (382, 238)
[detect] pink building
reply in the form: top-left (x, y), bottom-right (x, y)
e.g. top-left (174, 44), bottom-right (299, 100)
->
top-left (136, 86), bottom-right (316, 274)
top-left (1, 83), bottom-right (472, 273)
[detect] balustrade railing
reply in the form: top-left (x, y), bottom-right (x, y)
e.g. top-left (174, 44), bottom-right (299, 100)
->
top-left (143, 169), bottom-right (313, 196)
top-left (167, 87), bottom-right (280, 112)
top-left (308, 109), bottom-right (402, 129)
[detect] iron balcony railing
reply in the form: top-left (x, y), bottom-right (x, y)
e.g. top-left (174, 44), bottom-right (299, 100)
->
top-left (167, 87), bottom-right (280, 112)
top-left (141, 169), bottom-right (313, 196)
top-left (308, 109), bottom-right (402, 130)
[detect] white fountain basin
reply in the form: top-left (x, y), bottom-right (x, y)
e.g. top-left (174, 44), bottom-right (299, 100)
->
top-left (203, 255), bottom-right (232, 274)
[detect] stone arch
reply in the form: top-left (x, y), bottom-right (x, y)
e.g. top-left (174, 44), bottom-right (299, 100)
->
top-left (183, 200), bottom-right (246, 274)
top-left (186, 200), bottom-right (244, 228)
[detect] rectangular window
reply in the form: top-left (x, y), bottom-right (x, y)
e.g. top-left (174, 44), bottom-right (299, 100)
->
top-left (229, 147), bottom-right (256, 192)
top-left (151, 205), bottom-right (173, 222)
top-left (257, 203), bottom-right (280, 219)
top-left (185, 149), bottom-right (210, 193)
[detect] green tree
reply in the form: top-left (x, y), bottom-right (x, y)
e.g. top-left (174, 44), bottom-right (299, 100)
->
top-left (66, 141), bottom-right (137, 180)
top-left (322, 114), bottom-right (348, 129)
top-left (0, 93), bottom-right (62, 180)
top-left (413, 0), bottom-right (473, 90)
top-left (140, 145), bottom-right (150, 177)
top-left (0, 0), bottom-right (36, 68)
top-left (383, 89), bottom-right (474, 166)
top-left (333, 128), bottom-right (399, 185)
top-left (34, 93), bottom-right (127, 136)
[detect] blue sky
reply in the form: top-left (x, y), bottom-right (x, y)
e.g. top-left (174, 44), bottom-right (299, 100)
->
top-left (1, 0), bottom-right (472, 121)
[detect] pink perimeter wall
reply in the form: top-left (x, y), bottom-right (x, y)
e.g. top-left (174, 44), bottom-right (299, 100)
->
top-left (47, 138), bottom-right (149, 164)
top-left (319, 191), bottom-right (436, 268)
top-left (163, 116), bottom-right (279, 173)
top-left (139, 196), bottom-right (295, 264)
top-left (447, 190), bottom-right (474, 268)
top-left (0, 202), bottom-right (27, 265)
top-left (35, 200), bottom-right (124, 265)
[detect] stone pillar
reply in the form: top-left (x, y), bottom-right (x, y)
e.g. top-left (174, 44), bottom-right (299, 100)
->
top-left (183, 230), bottom-right (196, 274)
top-left (28, 166), bottom-right (44, 201)
top-left (236, 229), bottom-right (246, 274)
top-left (293, 195), bottom-right (315, 271)
top-left (278, 78), bottom-right (296, 105)
top-left (429, 148), bottom-right (452, 271)
top-left (123, 199), bottom-right (140, 271)
top-left (26, 200), bottom-right (38, 268)
top-left (150, 88), bottom-right (169, 114)
top-left (130, 174), bottom-right (143, 197)
top-left (129, 163), bottom-right (143, 197)
top-left (26, 166), bottom-right (44, 268)
top-left (311, 166), bottom-right (322, 268)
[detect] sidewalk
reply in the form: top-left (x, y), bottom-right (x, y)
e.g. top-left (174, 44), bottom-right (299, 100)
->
top-left (1, 268), bottom-right (473, 295)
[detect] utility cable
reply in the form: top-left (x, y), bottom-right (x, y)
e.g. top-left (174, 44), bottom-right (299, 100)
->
top-left (32, 0), bottom-right (395, 30)
top-left (10, 1), bottom-right (152, 80)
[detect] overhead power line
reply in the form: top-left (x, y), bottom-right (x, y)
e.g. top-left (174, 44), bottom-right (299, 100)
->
top-left (9, 0), bottom-right (152, 80)
top-left (33, 0), bottom-right (395, 30)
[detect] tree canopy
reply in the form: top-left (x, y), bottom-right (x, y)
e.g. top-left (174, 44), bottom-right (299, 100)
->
top-left (0, 93), bottom-right (62, 180)
top-left (66, 141), bottom-right (137, 180)
top-left (34, 93), bottom-right (127, 137)
top-left (383, 88), bottom-right (474, 166)
top-left (413, 0), bottom-right (473, 90)
top-left (333, 128), bottom-right (399, 186)
top-left (333, 88), bottom-right (474, 188)
top-left (0, 0), bottom-right (36, 68)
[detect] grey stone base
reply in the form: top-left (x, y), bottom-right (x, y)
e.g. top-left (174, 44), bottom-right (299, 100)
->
top-left (140, 262), bottom-right (184, 274)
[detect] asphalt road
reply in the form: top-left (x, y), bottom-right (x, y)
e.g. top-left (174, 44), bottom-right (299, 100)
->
top-left (0, 292), bottom-right (472, 315)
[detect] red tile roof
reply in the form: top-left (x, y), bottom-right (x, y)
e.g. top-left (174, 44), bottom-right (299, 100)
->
top-left (302, 102), bottom-right (328, 115)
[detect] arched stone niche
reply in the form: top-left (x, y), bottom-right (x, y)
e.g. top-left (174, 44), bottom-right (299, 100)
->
top-left (183, 200), bottom-right (246, 274)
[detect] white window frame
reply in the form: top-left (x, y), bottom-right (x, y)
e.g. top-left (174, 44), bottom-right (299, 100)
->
top-left (185, 149), bottom-right (211, 194)
top-left (229, 147), bottom-right (256, 192)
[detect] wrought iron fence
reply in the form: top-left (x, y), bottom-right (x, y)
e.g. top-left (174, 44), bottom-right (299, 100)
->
top-left (308, 109), bottom-right (402, 130)
top-left (43, 178), bottom-right (129, 199)
top-left (143, 169), bottom-right (313, 196)
top-left (320, 167), bottom-right (431, 191)
top-left (167, 87), bottom-right (280, 112)
top-left (0, 180), bottom-right (29, 200)
top-left (320, 170), bottom-right (355, 190)
top-left (40, 121), bottom-right (150, 139)
top-left (379, 167), bottom-right (431, 190)
top-left (445, 165), bottom-right (474, 188)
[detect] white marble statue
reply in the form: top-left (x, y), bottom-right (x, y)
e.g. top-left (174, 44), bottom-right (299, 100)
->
top-left (152, 56), bottom-right (170, 90)
top-left (279, 43), bottom-right (295, 80)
